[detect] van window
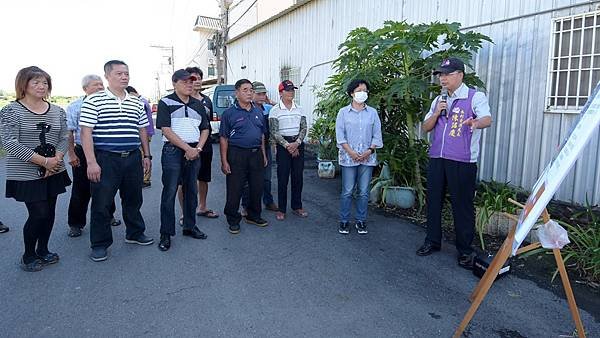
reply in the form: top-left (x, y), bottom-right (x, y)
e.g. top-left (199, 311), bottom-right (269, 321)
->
top-left (216, 89), bottom-right (236, 109)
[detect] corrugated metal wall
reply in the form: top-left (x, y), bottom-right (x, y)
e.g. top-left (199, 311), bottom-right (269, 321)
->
top-left (226, 0), bottom-right (600, 205)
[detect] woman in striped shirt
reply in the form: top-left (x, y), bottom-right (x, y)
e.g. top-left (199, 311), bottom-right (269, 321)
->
top-left (0, 66), bottom-right (71, 272)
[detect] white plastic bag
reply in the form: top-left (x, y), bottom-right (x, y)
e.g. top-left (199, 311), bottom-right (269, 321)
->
top-left (537, 219), bottom-right (570, 249)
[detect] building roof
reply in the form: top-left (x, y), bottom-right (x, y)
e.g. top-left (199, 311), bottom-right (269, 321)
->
top-left (193, 15), bottom-right (221, 32)
top-left (227, 0), bottom-right (314, 44)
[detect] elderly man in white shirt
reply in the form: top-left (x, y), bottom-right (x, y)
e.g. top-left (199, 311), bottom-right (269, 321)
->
top-left (269, 80), bottom-right (308, 221)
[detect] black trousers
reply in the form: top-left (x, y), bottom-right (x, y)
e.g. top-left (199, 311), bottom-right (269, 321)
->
top-left (90, 149), bottom-right (146, 249)
top-left (276, 143), bottom-right (304, 213)
top-left (224, 146), bottom-right (264, 226)
top-left (67, 145), bottom-right (116, 228)
top-left (23, 198), bottom-right (57, 262)
top-left (425, 158), bottom-right (477, 255)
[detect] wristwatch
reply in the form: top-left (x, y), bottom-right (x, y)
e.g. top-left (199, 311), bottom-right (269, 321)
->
top-left (369, 147), bottom-right (376, 154)
top-left (144, 155), bottom-right (153, 160)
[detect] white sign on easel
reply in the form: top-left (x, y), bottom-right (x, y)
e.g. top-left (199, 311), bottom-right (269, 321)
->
top-left (512, 81), bottom-right (600, 254)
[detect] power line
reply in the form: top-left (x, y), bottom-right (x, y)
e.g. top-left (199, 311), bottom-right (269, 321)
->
top-left (230, 0), bottom-right (248, 11)
top-left (182, 42), bottom-right (204, 67)
top-left (226, 52), bottom-right (236, 79)
top-left (228, 0), bottom-right (257, 30)
top-left (184, 40), bottom-right (208, 66)
top-left (168, 0), bottom-right (176, 44)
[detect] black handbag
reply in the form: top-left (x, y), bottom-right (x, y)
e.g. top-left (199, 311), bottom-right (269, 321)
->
top-left (33, 122), bottom-right (56, 177)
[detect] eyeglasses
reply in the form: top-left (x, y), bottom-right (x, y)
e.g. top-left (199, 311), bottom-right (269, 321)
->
top-left (353, 90), bottom-right (369, 93)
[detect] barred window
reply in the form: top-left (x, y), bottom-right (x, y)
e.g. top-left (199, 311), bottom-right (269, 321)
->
top-left (280, 67), bottom-right (301, 105)
top-left (547, 11), bottom-right (600, 112)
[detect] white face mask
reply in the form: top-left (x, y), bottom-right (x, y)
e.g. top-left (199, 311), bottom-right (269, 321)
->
top-left (353, 91), bottom-right (368, 103)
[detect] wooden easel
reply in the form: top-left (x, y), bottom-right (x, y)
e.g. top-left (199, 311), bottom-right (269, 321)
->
top-left (453, 198), bottom-right (586, 338)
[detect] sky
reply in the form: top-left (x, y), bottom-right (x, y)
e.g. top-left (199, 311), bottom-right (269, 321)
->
top-left (0, 0), bottom-right (220, 99)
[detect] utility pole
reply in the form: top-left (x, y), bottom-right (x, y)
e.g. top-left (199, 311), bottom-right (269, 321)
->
top-left (150, 45), bottom-right (175, 74)
top-left (154, 72), bottom-right (160, 102)
top-left (150, 45), bottom-right (175, 98)
top-left (217, 0), bottom-right (233, 84)
top-left (223, 1), bottom-right (230, 84)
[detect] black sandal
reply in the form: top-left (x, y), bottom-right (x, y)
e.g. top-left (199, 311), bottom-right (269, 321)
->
top-left (0, 221), bottom-right (9, 233)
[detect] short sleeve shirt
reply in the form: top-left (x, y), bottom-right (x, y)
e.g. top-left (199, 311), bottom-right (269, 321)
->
top-left (155, 93), bottom-right (209, 143)
top-left (219, 100), bottom-right (265, 148)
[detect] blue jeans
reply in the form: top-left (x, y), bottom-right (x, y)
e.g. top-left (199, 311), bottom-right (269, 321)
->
top-left (339, 165), bottom-right (374, 223)
top-left (160, 143), bottom-right (201, 236)
top-left (242, 146), bottom-right (274, 207)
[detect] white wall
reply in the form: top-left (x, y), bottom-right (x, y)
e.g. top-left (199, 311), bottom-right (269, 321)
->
top-left (229, 0), bottom-right (295, 38)
top-left (257, 0), bottom-right (295, 22)
top-left (227, 0), bottom-right (600, 205)
top-left (192, 29), bottom-right (218, 80)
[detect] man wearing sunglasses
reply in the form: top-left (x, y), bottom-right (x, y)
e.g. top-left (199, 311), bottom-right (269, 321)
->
top-left (155, 69), bottom-right (210, 251)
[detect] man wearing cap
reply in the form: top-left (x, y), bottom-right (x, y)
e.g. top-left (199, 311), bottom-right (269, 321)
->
top-left (269, 80), bottom-right (308, 220)
top-left (220, 79), bottom-right (269, 234)
top-left (185, 66), bottom-right (219, 219)
top-left (80, 60), bottom-right (154, 262)
top-left (416, 57), bottom-right (492, 270)
top-left (155, 69), bottom-right (210, 251)
top-left (241, 81), bottom-right (278, 214)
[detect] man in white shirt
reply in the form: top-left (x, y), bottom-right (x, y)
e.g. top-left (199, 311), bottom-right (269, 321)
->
top-left (269, 80), bottom-right (308, 221)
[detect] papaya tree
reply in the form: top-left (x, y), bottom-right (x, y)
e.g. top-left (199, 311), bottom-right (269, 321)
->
top-left (310, 21), bottom-right (492, 210)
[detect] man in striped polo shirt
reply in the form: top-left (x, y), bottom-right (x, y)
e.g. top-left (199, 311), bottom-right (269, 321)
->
top-left (156, 69), bottom-right (210, 251)
top-left (66, 74), bottom-right (121, 238)
top-left (80, 60), bottom-right (154, 262)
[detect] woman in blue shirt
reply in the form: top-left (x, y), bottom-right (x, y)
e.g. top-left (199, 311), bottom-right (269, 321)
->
top-left (335, 79), bottom-right (383, 235)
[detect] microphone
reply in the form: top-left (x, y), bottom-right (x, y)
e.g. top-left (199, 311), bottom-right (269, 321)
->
top-left (440, 87), bottom-right (448, 117)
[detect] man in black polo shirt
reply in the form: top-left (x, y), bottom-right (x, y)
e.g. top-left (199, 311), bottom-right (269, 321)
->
top-left (80, 60), bottom-right (154, 262)
top-left (156, 69), bottom-right (210, 251)
top-left (220, 79), bottom-right (268, 234)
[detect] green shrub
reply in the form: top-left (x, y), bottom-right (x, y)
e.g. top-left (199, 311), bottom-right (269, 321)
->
top-left (560, 199), bottom-right (600, 282)
top-left (474, 181), bottom-right (520, 250)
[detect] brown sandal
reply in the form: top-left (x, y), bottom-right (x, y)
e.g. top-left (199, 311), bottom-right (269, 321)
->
top-left (197, 209), bottom-right (219, 218)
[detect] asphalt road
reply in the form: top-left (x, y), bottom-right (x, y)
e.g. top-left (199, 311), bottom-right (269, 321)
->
top-left (0, 138), bottom-right (598, 337)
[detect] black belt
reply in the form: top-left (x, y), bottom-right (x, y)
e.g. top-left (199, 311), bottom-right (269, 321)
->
top-left (230, 145), bottom-right (261, 152)
top-left (97, 149), bottom-right (139, 158)
top-left (283, 135), bottom-right (299, 142)
top-left (164, 142), bottom-right (198, 147)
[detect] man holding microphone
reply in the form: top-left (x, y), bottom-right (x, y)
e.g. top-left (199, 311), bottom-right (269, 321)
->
top-left (416, 57), bottom-right (492, 270)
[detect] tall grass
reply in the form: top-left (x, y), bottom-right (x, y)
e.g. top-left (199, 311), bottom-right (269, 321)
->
top-left (560, 198), bottom-right (600, 282)
top-left (474, 181), bottom-right (519, 250)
